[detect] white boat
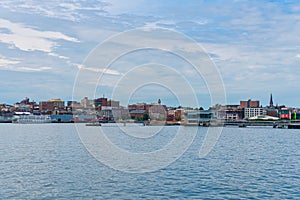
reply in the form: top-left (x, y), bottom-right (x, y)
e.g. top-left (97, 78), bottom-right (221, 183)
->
top-left (12, 113), bottom-right (52, 124)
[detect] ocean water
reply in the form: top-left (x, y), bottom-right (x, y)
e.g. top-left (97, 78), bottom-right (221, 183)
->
top-left (0, 124), bottom-right (299, 199)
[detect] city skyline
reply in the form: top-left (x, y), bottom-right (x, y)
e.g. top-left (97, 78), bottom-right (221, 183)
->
top-left (0, 93), bottom-right (295, 109)
top-left (0, 1), bottom-right (300, 108)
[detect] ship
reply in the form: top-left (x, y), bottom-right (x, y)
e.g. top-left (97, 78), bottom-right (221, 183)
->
top-left (12, 112), bottom-right (52, 124)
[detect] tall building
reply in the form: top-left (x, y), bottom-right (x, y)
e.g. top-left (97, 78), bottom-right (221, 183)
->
top-left (240, 99), bottom-right (260, 108)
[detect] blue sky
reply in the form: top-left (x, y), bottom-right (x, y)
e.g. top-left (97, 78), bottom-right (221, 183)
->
top-left (0, 0), bottom-right (300, 108)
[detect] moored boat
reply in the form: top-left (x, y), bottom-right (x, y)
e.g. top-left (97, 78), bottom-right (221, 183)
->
top-left (86, 122), bottom-right (102, 126)
top-left (12, 113), bottom-right (52, 124)
top-left (288, 124), bottom-right (300, 129)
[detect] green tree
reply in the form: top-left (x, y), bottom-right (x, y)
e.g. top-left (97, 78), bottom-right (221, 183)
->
top-left (143, 113), bottom-right (149, 121)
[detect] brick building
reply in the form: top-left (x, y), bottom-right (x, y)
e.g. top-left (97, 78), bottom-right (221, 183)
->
top-left (240, 99), bottom-right (260, 108)
top-left (39, 99), bottom-right (65, 112)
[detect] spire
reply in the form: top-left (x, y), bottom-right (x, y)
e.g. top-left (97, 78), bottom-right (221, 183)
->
top-left (270, 93), bottom-right (274, 107)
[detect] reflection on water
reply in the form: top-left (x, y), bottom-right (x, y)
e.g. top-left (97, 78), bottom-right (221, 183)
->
top-left (0, 124), bottom-right (299, 199)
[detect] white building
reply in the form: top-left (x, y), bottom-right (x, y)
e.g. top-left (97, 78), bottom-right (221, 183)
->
top-left (244, 107), bottom-right (266, 119)
top-left (81, 97), bottom-right (94, 109)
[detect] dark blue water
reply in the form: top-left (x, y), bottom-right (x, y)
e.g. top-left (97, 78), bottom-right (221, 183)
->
top-left (0, 124), bottom-right (299, 199)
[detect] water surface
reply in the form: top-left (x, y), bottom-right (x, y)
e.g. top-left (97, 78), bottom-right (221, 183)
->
top-left (0, 124), bottom-right (299, 199)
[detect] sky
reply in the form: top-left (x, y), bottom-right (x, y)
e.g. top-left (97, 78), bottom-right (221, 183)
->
top-left (0, 0), bottom-right (300, 108)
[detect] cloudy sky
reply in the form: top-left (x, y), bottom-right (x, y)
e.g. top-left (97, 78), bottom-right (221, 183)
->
top-left (0, 0), bottom-right (300, 108)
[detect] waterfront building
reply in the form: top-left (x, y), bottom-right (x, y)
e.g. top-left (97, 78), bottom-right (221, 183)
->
top-left (278, 108), bottom-right (291, 120)
top-left (128, 103), bottom-right (149, 120)
top-left (129, 109), bottom-right (147, 120)
top-left (166, 108), bottom-right (184, 121)
top-left (212, 104), bottom-right (244, 120)
top-left (244, 107), bottom-right (266, 119)
top-left (128, 102), bottom-right (167, 121)
top-left (292, 111), bottom-right (300, 120)
top-left (149, 104), bottom-right (167, 120)
top-left (187, 110), bottom-right (215, 125)
top-left (248, 115), bottom-right (279, 121)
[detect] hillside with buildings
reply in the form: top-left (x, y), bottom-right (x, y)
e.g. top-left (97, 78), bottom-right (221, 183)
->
top-left (1, 94), bottom-right (300, 126)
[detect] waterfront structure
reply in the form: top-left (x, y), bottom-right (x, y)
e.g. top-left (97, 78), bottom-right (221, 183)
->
top-left (12, 112), bottom-right (51, 124)
top-left (292, 111), bottom-right (300, 120)
top-left (167, 108), bottom-right (184, 121)
top-left (128, 103), bottom-right (149, 120)
top-left (0, 115), bottom-right (13, 123)
top-left (187, 110), bottom-right (215, 125)
top-left (248, 115), bottom-right (279, 121)
top-left (50, 114), bottom-right (74, 122)
top-left (129, 109), bottom-right (147, 120)
top-left (0, 104), bottom-right (14, 121)
top-left (278, 108), bottom-right (291, 120)
top-left (212, 104), bottom-right (244, 120)
top-left (128, 102), bottom-right (167, 121)
top-left (149, 104), bottom-right (167, 120)
top-left (244, 107), bottom-right (266, 119)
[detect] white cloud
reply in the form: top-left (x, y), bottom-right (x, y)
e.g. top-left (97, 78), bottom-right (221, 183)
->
top-left (48, 53), bottom-right (69, 60)
top-left (0, 54), bottom-right (53, 72)
top-left (14, 66), bottom-right (52, 72)
top-left (296, 54), bottom-right (300, 59)
top-left (0, 56), bottom-right (20, 67)
top-left (0, 19), bottom-right (79, 53)
top-left (76, 64), bottom-right (122, 75)
top-left (0, 56), bottom-right (52, 72)
top-left (103, 0), bottom-right (144, 15)
top-left (0, 0), bottom-right (108, 21)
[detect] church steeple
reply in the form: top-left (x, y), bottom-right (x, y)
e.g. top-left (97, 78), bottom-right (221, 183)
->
top-left (269, 93), bottom-right (274, 108)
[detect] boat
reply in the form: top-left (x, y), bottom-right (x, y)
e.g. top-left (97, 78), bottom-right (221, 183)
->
top-left (288, 124), bottom-right (300, 129)
top-left (86, 122), bottom-right (102, 126)
top-left (12, 113), bottom-right (52, 124)
top-left (277, 124), bottom-right (287, 129)
top-left (238, 123), bottom-right (247, 128)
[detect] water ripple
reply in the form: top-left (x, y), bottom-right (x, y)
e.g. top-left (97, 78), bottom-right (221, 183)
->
top-left (0, 124), bottom-right (299, 199)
